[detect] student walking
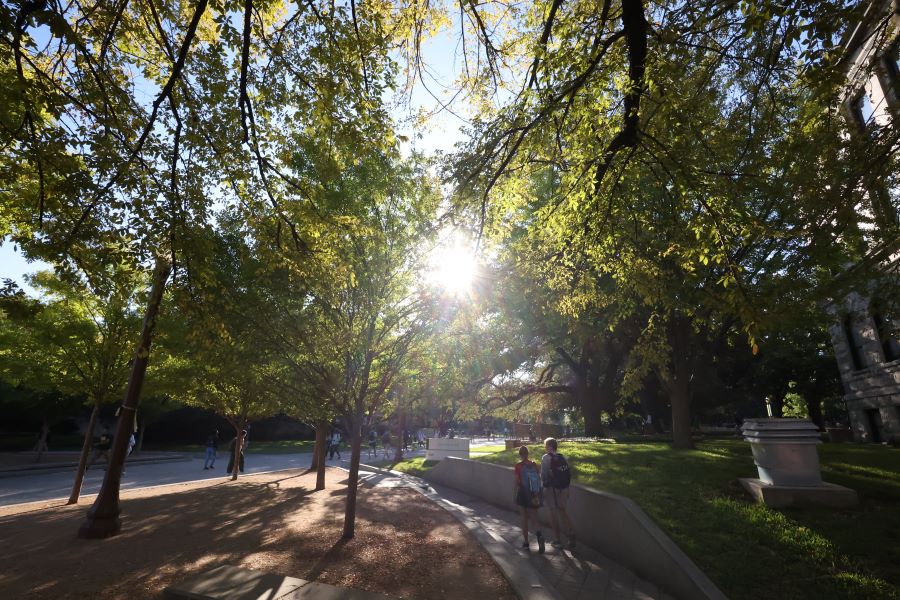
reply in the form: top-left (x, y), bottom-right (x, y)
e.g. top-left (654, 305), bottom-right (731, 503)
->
top-left (227, 431), bottom-right (247, 474)
top-left (328, 430), bottom-right (342, 460)
top-left (381, 431), bottom-right (392, 459)
top-left (87, 431), bottom-right (112, 469)
top-left (368, 430), bottom-right (378, 458)
top-left (541, 437), bottom-right (577, 549)
top-left (513, 445), bottom-right (546, 553)
top-left (203, 429), bottom-right (219, 469)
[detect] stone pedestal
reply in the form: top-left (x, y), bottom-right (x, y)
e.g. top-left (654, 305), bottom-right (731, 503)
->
top-left (740, 418), bottom-right (857, 508)
top-left (425, 438), bottom-right (469, 461)
top-left (739, 478), bottom-right (858, 508)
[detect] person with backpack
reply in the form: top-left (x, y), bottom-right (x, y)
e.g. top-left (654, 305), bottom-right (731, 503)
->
top-left (541, 437), bottom-right (577, 549)
top-left (513, 445), bottom-right (546, 553)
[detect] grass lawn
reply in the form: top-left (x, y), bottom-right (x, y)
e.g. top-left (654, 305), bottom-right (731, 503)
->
top-left (392, 439), bottom-right (900, 600)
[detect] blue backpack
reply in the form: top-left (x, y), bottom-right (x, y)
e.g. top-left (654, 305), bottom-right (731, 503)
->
top-left (521, 462), bottom-right (542, 507)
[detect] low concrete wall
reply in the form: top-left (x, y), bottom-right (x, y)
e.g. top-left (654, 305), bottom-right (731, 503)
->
top-left (425, 457), bottom-right (727, 600)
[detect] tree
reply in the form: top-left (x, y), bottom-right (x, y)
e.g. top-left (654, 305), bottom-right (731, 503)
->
top-left (0, 267), bottom-right (141, 500)
top-left (255, 148), bottom-right (441, 537)
top-left (445, 1), bottom-right (895, 448)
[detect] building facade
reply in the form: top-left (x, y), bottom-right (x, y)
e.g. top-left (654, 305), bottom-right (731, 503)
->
top-left (828, 0), bottom-right (900, 443)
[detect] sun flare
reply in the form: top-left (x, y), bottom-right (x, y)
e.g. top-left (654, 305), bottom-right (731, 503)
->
top-left (427, 234), bottom-right (478, 295)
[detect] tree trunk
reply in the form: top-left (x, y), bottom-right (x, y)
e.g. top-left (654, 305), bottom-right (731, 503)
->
top-left (33, 419), bottom-right (50, 462)
top-left (231, 422), bottom-right (246, 481)
top-left (315, 421), bottom-right (327, 491)
top-left (310, 429), bottom-right (320, 470)
top-left (582, 405), bottom-right (604, 437)
top-left (394, 408), bottom-right (406, 463)
top-left (68, 398), bottom-right (102, 505)
top-left (342, 417), bottom-right (362, 539)
top-left (135, 422), bottom-right (146, 454)
top-left (669, 375), bottom-right (693, 450)
top-left (667, 316), bottom-right (694, 450)
top-left (78, 258), bottom-right (171, 538)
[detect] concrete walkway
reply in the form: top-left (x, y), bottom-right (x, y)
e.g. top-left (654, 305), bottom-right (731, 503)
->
top-left (354, 465), bottom-right (676, 600)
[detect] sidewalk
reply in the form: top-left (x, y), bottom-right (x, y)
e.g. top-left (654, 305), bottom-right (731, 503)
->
top-left (353, 464), bottom-right (676, 600)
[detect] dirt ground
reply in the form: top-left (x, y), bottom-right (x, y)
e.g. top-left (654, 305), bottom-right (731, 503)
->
top-left (0, 468), bottom-right (516, 599)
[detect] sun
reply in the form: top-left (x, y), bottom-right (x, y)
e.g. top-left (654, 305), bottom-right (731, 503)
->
top-left (426, 233), bottom-right (478, 295)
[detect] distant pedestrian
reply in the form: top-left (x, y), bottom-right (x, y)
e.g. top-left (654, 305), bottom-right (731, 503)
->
top-left (127, 433), bottom-right (136, 456)
top-left (541, 437), bottom-right (576, 549)
top-left (87, 431), bottom-right (112, 469)
top-left (227, 431), bottom-right (247, 474)
top-left (514, 445), bottom-right (545, 553)
top-left (204, 429), bottom-right (219, 469)
top-left (381, 432), bottom-right (392, 459)
top-left (416, 429), bottom-right (426, 448)
top-left (368, 430), bottom-right (378, 458)
top-left (329, 430), bottom-right (342, 460)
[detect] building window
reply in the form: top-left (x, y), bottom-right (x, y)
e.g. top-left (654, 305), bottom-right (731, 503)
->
top-left (843, 316), bottom-right (865, 371)
top-left (879, 42), bottom-right (900, 113)
top-left (871, 300), bottom-right (900, 362)
top-left (852, 91), bottom-right (876, 127)
top-left (883, 43), bottom-right (899, 83)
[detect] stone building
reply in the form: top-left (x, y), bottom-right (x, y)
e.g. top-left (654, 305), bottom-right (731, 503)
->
top-left (827, 0), bottom-right (900, 443)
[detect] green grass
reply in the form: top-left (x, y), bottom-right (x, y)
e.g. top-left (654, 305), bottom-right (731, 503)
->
top-left (392, 440), bottom-right (900, 600)
top-left (471, 444), bottom-right (507, 453)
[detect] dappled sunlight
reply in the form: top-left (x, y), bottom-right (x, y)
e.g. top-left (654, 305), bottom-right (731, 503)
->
top-left (0, 467), bottom-right (514, 599)
top-left (702, 496), bottom-right (896, 599)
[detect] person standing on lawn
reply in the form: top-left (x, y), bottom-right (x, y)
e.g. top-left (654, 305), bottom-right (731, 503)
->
top-left (513, 445), bottom-right (546, 553)
top-left (541, 437), bottom-right (576, 549)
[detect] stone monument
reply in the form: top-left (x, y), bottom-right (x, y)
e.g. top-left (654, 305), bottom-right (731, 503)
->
top-left (425, 437), bottom-right (469, 461)
top-left (739, 418), bottom-right (858, 508)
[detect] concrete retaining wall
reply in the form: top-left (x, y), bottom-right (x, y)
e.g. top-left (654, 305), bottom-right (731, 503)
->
top-left (425, 457), bottom-right (727, 600)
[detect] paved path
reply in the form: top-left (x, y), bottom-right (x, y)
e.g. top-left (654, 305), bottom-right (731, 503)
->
top-left (0, 452), bottom-right (317, 506)
top-left (0, 435), bottom-right (498, 507)
top-left (354, 466), bottom-right (676, 600)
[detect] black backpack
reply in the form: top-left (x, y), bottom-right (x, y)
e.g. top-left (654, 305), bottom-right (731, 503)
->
top-left (549, 453), bottom-right (571, 489)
